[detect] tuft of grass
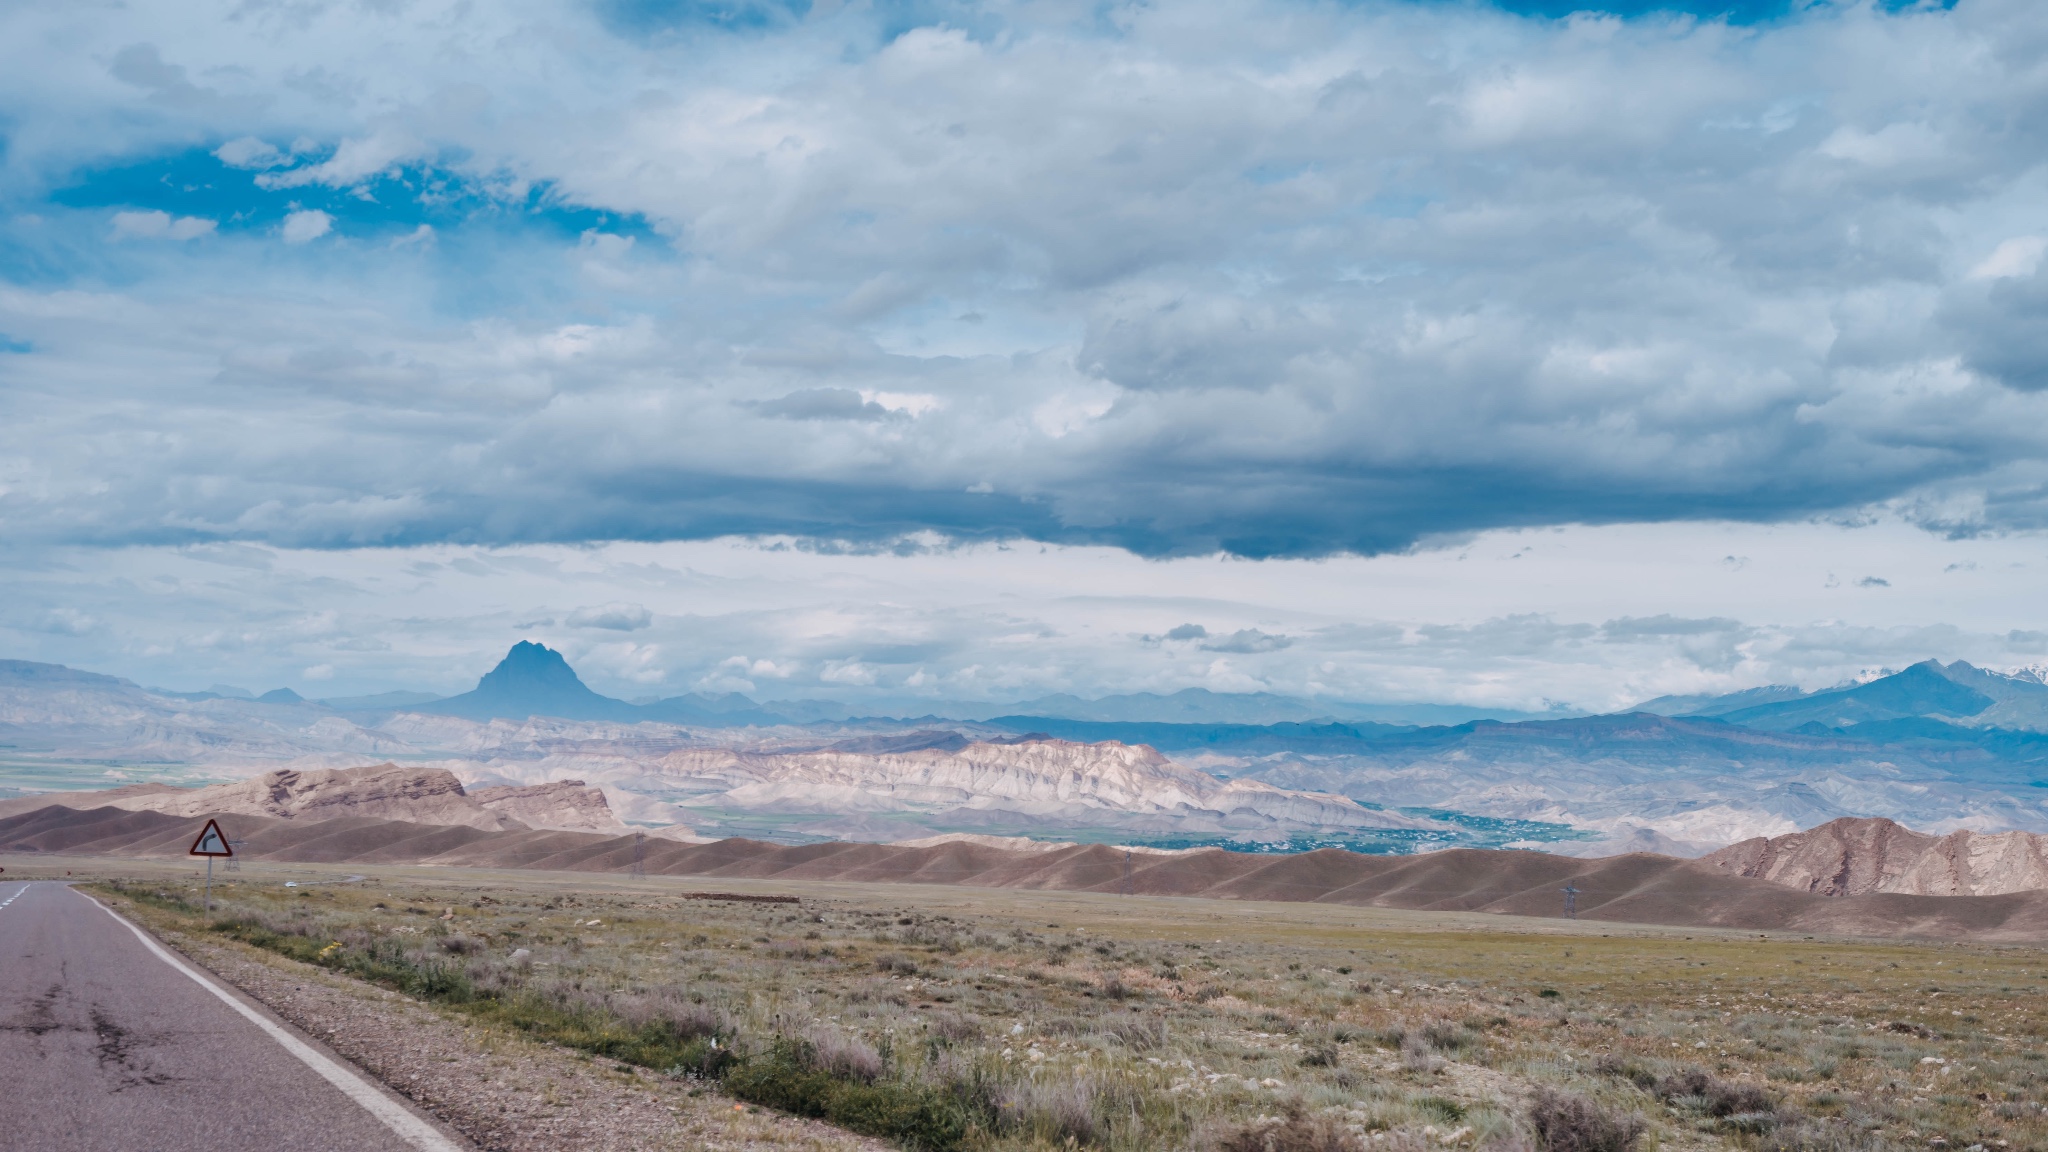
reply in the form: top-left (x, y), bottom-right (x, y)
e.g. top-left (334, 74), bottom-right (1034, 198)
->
top-left (1207, 1109), bottom-right (1371, 1152)
top-left (1528, 1089), bottom-right (1644, 1152)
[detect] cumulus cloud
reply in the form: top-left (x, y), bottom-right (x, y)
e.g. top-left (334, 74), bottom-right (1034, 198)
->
top-left (747, 388), bottom-right (899, 421)
top-left (110, 210), bottom-right (215, 240)
top-left (279, 210), bottom-right (332, 244)
top-left (4, 0), bottom-right (2048, 562)
top-left (566, 603), bottom-right (653, 630)
top-left (1201, 629), bottom-right (1292, 654)
top-left (214, 136), bottom-right (286, 170)
top-left (108, 43), bottom-right (218, 109)
top-left (256, 131), bottom-right (422, 190)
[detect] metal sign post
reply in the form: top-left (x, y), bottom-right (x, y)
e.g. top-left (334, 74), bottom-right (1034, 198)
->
top-left (189, 819), bottom-right (234, 912)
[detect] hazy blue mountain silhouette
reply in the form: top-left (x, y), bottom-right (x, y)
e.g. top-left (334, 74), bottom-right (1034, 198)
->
top-left (1710, 661), bottom-right (2002, 730)
top-left (636, 692), bottom-right (792, 726)
top-left (1002, 687), bottom-right (1558, 726)
top-left (316, 690), bottom-right (442, 712)
top-left (418, 641), bottom-right (645, 722)
top-left (1632, 684), bottom-right (1808, 717)
top-left (415, 643), bottom-right (798, 725)
top-left (409, 650), bottom-right (2048, 733)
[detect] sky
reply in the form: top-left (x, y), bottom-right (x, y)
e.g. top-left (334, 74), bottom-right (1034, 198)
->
top-left (4, 0), bottom-right (2046, 710)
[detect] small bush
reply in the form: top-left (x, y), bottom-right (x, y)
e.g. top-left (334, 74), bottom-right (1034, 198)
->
top-left (928, 1012), bottom-right (981, 1044)
top-left (108, 883), bottom-right (200, 914)
top-left (1654, 1067), bottom-right (1773, 1117)
top-left (1591, 1054), bottom-right (1656, 1091)
top-left (609, 992), bottom-right (728, 1044)
top-left (994, 1075), bottom-right (1101, 1146)
top-left (804, 1027), bottom-right (885, 1084)
top-left (1385, 1016), bottom-right (1477, 1063)
top-left (1752, 1118), bottom-right (1890, 1152)
top-left (1097, 1013), bottom-right (1167, 1050)
top-left (1208, 1110), bottom-right (1368, 1152)
top-left (1398, 1031), bottom-right (1441, 1073)
top-left (1415, 1096), bottom-right (1468, 1124)
top-left (1420, 1018), bottom-right (1482, 1056)
top-left (1528, 1089), bottom-right (1645, 1152)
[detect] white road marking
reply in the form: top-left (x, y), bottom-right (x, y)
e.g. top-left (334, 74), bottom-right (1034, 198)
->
top-left (77, 888), bottom-right (467, 1152)
top-left (0, 884), bottom-right (27, 909)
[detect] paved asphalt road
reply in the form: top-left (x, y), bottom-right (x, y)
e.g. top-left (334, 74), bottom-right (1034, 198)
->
top-left (0, 881), bottom-right (460, 1151)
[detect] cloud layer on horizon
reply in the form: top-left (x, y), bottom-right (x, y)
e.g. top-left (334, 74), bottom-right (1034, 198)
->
top-left (4, 521), bottom-right (2043, 712)
top-left (2, 0), bottom-right (2047, 558)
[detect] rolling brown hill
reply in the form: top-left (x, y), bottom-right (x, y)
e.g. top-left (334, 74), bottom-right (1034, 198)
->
top-left (8, 803), bottom-right (2048, 942)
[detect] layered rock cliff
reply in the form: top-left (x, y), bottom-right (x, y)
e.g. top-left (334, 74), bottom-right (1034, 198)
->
top-left (630, 737), bottom-right (1428, 832)
top-left (1697, 816), bottom-right (2048, 896)
top-left (6, 763), bottom-right (635, 835)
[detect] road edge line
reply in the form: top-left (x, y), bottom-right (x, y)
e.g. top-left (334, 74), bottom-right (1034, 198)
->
top-left (78, 888), bottom-right (468, 1152)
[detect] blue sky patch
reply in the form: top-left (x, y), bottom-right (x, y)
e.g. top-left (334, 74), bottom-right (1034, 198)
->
top-left (47, 145), bottom-right (650, 247)
top-left (594, 0), bottom-right (811, 35)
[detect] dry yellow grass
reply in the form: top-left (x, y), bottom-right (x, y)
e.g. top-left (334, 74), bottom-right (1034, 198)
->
top-left (19, 851), bottom-right (2048, 1152)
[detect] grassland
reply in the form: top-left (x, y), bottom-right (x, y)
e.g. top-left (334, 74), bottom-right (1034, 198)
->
top-left (76, 860), bottom-right (2048, 1152)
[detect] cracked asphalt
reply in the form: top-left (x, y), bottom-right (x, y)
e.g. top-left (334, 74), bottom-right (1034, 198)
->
top-left (0, 882), bottom-right (439, 1151)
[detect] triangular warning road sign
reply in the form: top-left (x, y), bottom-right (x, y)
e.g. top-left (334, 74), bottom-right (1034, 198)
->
top-left (189, 818), bottom-right (233, 857)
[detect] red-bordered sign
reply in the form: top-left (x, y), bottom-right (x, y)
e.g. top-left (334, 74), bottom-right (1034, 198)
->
top-left (189, 818), bottom-right (233, 857)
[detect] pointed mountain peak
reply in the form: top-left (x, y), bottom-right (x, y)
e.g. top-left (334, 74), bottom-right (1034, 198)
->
top-left (477, 641), bottom-right (589, 693)
top-left (419, 641), bottom-right (640, 723)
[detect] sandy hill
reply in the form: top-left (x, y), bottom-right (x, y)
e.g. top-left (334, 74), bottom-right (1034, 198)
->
top-left (1699, 816), bottom-right (2048, 897)
top-left (0, 764), bottom-right (636, 834)
top-left (9, 804), bottom-right (2048, 942)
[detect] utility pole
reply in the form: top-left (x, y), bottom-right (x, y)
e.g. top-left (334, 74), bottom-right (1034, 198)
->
top-left (1561, 883), bottom-right (1579, 920)
top-left (631, 831), bottom-right (646, 878)
top-left (1121, 848), bottom-right (1132, 897)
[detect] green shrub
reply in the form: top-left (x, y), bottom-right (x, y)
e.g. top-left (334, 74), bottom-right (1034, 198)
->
top-left (724, 1041), bottom-right (970, 1151)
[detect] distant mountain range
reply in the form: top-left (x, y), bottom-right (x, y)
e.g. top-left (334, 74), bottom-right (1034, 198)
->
top-left (129, 644), bottom-right (1569, 727)
top-left (1634, 660), bottom-right (2048, 732)
top-left (10, 648), bottom-right (2048, 852)
top-left (120, 646), bottom-right (2048, 737)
